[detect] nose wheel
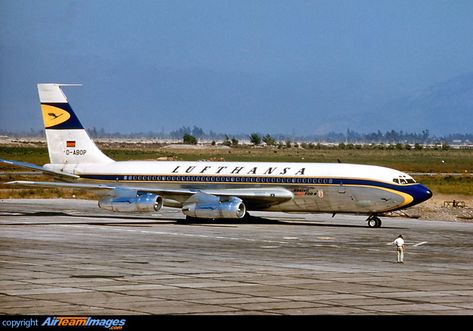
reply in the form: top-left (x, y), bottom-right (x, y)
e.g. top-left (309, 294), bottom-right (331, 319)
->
top-left (367, 215), bottom-right (382, 228)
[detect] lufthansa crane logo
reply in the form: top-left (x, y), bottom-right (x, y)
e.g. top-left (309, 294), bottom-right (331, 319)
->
top-left (48, 112), bottom-right (63, 120)
top-left (41, 105), bottom-right (71, 128)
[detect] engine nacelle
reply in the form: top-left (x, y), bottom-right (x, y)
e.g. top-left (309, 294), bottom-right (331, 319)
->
top-left (98, 193), bottom-right (163, 213)
top-left (182, 197), bottom-right (246, 219)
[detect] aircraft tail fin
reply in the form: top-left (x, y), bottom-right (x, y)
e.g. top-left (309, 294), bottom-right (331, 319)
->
top-left (38, 83), bottom-right (114, 164)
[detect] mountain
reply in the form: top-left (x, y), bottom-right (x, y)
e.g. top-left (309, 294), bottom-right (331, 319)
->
top-left (360, 73), bottom-right (473, 134)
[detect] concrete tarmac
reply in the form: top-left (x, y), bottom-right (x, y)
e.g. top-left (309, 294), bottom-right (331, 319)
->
top-left (1, 199), bottom-right (473, 315)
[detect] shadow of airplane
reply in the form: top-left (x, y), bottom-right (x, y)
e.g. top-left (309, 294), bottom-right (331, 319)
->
top-left (0, 210), bottom-right (404, 229)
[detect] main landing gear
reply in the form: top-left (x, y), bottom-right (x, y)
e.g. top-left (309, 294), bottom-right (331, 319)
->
top-left (366, 214), bottom-right (382, 228)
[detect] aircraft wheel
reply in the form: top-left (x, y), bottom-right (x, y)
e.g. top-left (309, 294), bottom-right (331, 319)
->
top-left (367, 215), bottom-right (382, 228)
top-left (375, 217), bottom-right (382, 228)
top-left (367, 218), bottom-right (377, 228)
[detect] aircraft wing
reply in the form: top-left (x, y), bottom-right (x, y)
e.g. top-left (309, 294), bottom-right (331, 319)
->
top-left (4, 180), bottom-right (294, 207)
top-left (199, 187), bottom-right (293, 205)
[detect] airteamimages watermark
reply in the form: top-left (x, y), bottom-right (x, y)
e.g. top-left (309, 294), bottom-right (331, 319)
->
top-left (1, 317), bottom-right (127, 330)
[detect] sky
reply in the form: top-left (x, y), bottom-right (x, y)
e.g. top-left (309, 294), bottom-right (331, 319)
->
top-left (1, 0), bottom-right (473, 135)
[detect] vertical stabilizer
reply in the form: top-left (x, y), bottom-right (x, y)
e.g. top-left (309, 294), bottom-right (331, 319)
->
top-left (38, 84), bottom-right (114, 164)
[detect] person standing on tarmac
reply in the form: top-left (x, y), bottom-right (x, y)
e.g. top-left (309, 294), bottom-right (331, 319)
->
top-left (393, 234), bottom-right (405, 263)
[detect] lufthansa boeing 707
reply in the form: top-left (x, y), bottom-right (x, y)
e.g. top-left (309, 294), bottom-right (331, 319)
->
top-left (0, 84), bottom-right (432, 227)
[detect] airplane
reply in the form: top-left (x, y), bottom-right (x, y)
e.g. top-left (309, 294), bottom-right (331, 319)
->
top-left (0, 83), bottom-right (432, 228)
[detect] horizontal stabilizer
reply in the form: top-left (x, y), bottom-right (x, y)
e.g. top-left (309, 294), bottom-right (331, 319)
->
top-left (0, 159), bottom-right (79, 180)
top-left (4, 180), bottom-right (110, 190)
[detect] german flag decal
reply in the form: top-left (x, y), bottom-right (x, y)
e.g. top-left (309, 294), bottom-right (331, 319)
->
top-left (66, 140), bottom-right (76, 148)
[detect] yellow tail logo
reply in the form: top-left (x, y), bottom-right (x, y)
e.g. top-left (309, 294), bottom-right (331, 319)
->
top-left (41, 105), bottom-right (71, 128)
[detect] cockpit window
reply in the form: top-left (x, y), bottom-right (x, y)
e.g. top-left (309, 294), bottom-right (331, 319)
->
top-left (393, 176), bottom-right (416, 185)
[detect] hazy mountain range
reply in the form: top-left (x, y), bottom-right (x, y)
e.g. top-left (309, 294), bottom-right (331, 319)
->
top-left (354, 72), bottom-right (473, 135)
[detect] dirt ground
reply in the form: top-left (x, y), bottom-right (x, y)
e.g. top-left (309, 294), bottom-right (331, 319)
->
top-left (392, 193), bottom-right (473, 222)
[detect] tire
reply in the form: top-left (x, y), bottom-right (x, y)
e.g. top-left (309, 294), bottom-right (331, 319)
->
top-left (368, 218), bottom-right (377, 228)
top-left (375, 217), bottom-right (382, 228)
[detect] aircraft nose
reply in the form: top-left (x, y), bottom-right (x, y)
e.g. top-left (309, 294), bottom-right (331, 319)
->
top-left (414, 184), bottom-right (433, 204)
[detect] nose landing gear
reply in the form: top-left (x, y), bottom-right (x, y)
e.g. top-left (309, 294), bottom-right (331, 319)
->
top-left (367, 214), bottom-right (382, 228)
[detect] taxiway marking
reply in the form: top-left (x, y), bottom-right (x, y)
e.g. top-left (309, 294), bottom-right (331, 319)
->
top-left (413, 241), bottom-right (428, 247)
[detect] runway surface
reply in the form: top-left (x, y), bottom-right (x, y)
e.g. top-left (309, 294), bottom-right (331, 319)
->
top-left (1, 199), bottom-right (473, 315)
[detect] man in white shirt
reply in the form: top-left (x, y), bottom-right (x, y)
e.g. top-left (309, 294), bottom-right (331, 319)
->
top-left (393, 235), bottom-right (405, 263)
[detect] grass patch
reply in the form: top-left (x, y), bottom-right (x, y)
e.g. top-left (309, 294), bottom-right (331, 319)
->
top-left (417, 175), bottom-right (473, 196)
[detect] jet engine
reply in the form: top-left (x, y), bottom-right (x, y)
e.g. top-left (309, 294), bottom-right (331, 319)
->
top-left (98, 192), bottom-right (163, 213)
top-left (182, 196), bottom-right (246, 219)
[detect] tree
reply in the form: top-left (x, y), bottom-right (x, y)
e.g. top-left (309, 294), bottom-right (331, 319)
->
top-left (249, 133), bottom-right (261, 145)
top-left (262, 134), bottom-right (276, 146)
top-left (183, 133), bottom-right (197, 145)
top-left (223, 135), bottom-right (232, 147)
